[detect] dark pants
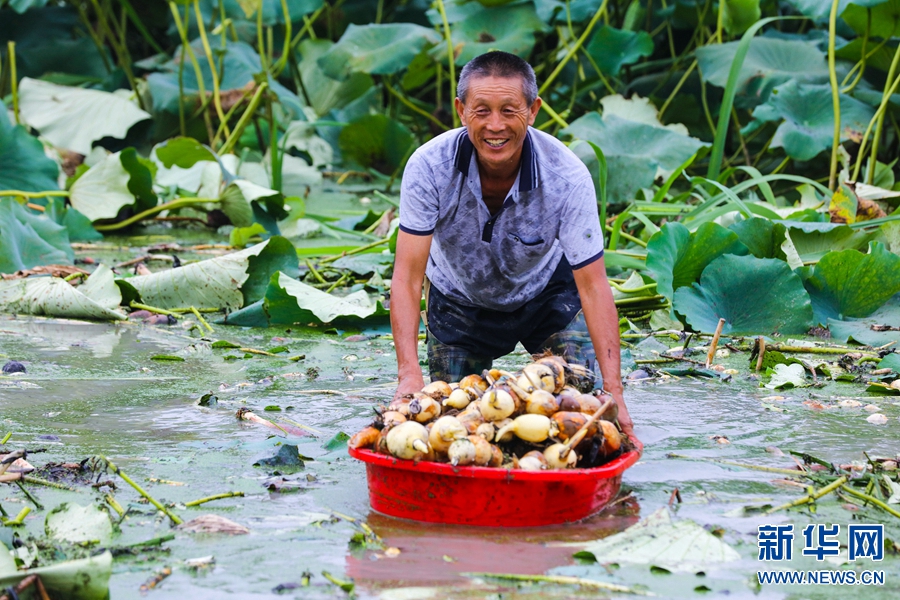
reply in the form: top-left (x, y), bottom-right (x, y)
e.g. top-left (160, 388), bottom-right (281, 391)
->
top-left (426, 257), bottom-right (598, 383)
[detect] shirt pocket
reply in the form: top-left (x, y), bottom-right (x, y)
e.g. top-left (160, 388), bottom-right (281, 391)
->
top-left (504, 230), bottom-right (551, 271)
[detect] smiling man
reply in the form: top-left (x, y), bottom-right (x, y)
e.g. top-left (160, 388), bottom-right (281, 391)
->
top-left (391, 51), bottom-right (633, 436)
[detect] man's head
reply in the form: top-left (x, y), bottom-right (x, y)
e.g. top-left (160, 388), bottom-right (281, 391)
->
top-left (455, 51), bottom-right (542, 177)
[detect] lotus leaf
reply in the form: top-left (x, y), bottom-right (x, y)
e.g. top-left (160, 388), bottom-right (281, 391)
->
top-left (0, 265), bottom-right (125, 320)
top-left (782, 0), bottom-right (856, 22)
top-left (17, 78), bottom-right (150, 155)
top-left (0, 198), bottom-right (73, 272)
top-left (45, 502), bottom-right (113, 544)
top-left (449, 4), bottom-right (550, 65)
top-left (879, 353), bottom-right (900, 373)
top-left (573, 507), bottom-right (740, 572)
top-left (752, 81), bottom-right (875, 161)
top-left (533, 0), bottom-right (606, 24)
top-left (0, 550), bottom-right (111, 600)
top-left (154, 136), bottom-right (217, 169)
top-left (297, 39), bottom-right (374, 116)
top-left (803, 243), bottom-right (900, 323)
top-left (126, 237), bottom-right (298, 310)
top-left (0, 108), bottom-right (59, 192)
top-left (778, 221), bottom-right (878, 262)
top-left (317, 23), bottom-right (440, 79)
top-left (215, 0), bottom-right (321, 23)
top-left (843, 0), bottom-right (900, 39)
top-left (338, 114), bottom-right (414, 175)
top-left (696, 37), bottom-right (828, 107)
top-left (673, 254), bottom-right (814, 335)
top-left (562, 113), bottom-right (706, 202)
top-left (282, 119), bottom-right (334, 167)
top-left (828, 294), bottom-right (900, 345)
top-left (646, 222), bottom-right (749, 302)
top-left (727, 217), bottom-right (789, 259)
top-left (723, 0), bottom-right (762, 34)
top-left (765, 363), bottom-right (810, 389)
top-left (585, 27), bottom-right (654, 76)
top-left (224, 271), bottom-right (388, 326)
top-left (68, 151), bottom-right (138, 222)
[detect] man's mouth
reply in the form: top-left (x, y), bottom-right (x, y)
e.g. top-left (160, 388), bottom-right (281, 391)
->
top-left (484, 138), bottom-right (508, 148)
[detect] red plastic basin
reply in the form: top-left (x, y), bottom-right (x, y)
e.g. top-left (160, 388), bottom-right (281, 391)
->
top-left (349, 437), bottom-right (642, 527)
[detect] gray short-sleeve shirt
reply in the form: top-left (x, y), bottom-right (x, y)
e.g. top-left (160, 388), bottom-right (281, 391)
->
top-left (399, 127), bottom-right (604, 312)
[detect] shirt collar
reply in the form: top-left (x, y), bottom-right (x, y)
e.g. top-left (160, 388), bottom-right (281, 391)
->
top-left (453, 128), bottom-right (538, 193)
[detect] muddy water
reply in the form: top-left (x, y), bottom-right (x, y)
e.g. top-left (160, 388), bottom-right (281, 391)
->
top-left (2, 317), bottom-right (899, 599)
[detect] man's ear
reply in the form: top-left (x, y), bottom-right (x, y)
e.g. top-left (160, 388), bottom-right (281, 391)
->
top-left (528, 97), bottom-right (542, 126)
top-left (455, 97), bottom-right (466, 126)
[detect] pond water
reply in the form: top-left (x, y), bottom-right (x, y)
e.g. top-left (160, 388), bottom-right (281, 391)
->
top-left (1, 316), bottom-right (899, 599)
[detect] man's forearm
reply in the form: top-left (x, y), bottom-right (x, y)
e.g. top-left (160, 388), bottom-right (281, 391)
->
top-left (390, 278), bottom-right (424, 380)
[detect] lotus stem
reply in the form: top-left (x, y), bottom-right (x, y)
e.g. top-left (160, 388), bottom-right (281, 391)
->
top-left (706, 318), bottom-right (726, 368)
top-left (841, 485), bottom-right (900, 518)
top-left (94, 197), bottom-right (219, 232)
top-left (193, 0), bottom-right (229, 138)
top-left (0, 506), bottom-right (30, 526)
top-left (540, 100), bottom-right (569, 128)
top-left (755, 336), bottom-right (765, 373)
top-left (666, 453), bottom-right (807, 476)
top-left (318, 238), bottom-right (390, 264)
top-left (130, 301), bottom-right (179, 318)
top-left (767, 344), bottom-right (876, 355)
top-left (0, 433), bottom-right (9, 445)
top-left (184, 491), bottom-right (245, 507)
top-left (538, 0), bottom-right (609, 96)
top-left (23, 475), bottom-right (76, 491)
top-left (765, 475), bottom-right (848, 515)
top-left (239, 347), bottom-right (277, 356)
top-left (433, 0), bottom-right (458, 127)
top-left (106, 494), bottom-right (125, 516)
top-left (0, 190), bottom-right (69, 198)
top-left (169, 1), bottom-right (215, 143)
top-left (190, 306), bottom-right (214, 333)
top-left (325, 272), bottom-right (351, 293)
top-left (14, 481), bottom-right (42, 510)
top-left (95, 455), bottom-right (183, 525)
top-left (7, 42), bottom-right (18, 124)
top-left (384, 81), bottom-right (449, 131)
top-left (827, 0), bottom-right (841, 190)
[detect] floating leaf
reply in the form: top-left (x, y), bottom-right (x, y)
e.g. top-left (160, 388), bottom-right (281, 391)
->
top-left (828, 297), bottom-right (900, 346)
top-left (673, 254), bottom-right (814, 335)
top-left (752, 82), bottom-right (875, 161)
top-left (0, 551), bottom-right (112, 600)
top-left (803, 243), bottom-right (900, 323)
top-left (765, 363), bottom-right (810, 389)
top-left (0, 265), bottom-right (125, 320)
top-left (646, 222), bottom-right (749, 302)
top-left (318, 23), bottom-right (440, 79)
top-left (867, 382), bottom-right (900, 395)
top-left (585, 26), bottom-right (654, 76)
top-left (45, 502), bottom-right (113, 544)
top-left (571, 508), bottom-right (740, 572)
top-left (696, 38), bottom-right (828, 107)
top-left (0, 198), bottom-right (72, 273)
top-left (17, 78), bottom-right (150, 155)
top-left (127, 237), bottom-right (299, 310)
top-left (0, 108), bottom-right (59, 192)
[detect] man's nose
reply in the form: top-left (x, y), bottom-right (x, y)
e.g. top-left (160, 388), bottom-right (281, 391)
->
top-left (486, 110), bottom-right (505, 130)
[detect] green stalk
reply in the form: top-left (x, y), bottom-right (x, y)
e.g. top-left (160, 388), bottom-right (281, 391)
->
top-left (1, 506), bottom-right (30, 527)
top-left (94, 197), bottom-right (219, 232)
top-left (184, 491), bottom-right (244, 507)
top-left (659, 60), bottom-right (698, 119)
top-left (219, 82), bottom-right (268, 155)
top-left (7, 42), bottom-right (18, 124)
top-left (270, 0), bottom-right (292, 77)
top-left (170, 1), bottom-right (215, 144)
top-left (852, 65), bottom-right (900, 183)
top-left (434, 0), bottom-right (459, 127)
top-left (96, 455), bottom-right (183, 525)
top-left (384, 81), bottom-right (449, 131)
top-left (538, 0), bottom-right (609, 97)
top-left (841, 8), bottom-right (873, 93)
top-left (290, 6), bottom-right (323, 49)
top-left (193, 0), bottom-right (230, 137)
top-left (827, 0), bottom-right (842, 191)
top-left (0, 190), bottom-right (69, 198)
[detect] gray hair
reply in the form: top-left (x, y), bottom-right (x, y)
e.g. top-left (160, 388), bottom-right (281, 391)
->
top-left (457, 51), bottom-right (538, 106)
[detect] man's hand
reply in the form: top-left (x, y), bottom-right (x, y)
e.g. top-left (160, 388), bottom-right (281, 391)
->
top-left (394, 370), bottom-right (425, 401)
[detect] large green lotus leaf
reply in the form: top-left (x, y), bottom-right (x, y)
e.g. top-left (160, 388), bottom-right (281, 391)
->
top-left (0, 550), bottom-right (111, 600)
top-left (752, 81), bottom-right (875, 161)
top-left (782, 0), bottom-right (857, 22)
top-left (880, 352), bottom-right (900, 373)
top-left (646, 222), bottom-right (749, 301)
top-left (836, 38), bottom-right (898, 73)
top-left (195, 0), bottom-right (321, 25)
top-left (0, 266), bottom-right (125, 320)
top-left (68, 152), bottom-right (135, 222)
top-left (696, 38), bottom-right (828, 107)
top-left (225, 271), bottom-right (388, 326)
top-left (779, 221), bottom-right (878, 262)
top-left (674, 254), bottom-right (814, 335)
top-left (533, 0), bottom-right (605, 24)
top-left (17, 78), bottom-right (150, 155)
top-left (154, 137), bottom-right (217, 169)
top-left (843, 0), bottom-right (900, 39)
top-left (146, 41), bottom-right (302, 118)
top-left (317, 23), bottom-right (440, 80)
top-left (297, 40), bottom-right (373, 116)
top-left (0, 108), bottom-right (59, 192)
top-left (45, 502), bottom-right (113, 544)
top-left (562, 113), bottom-right (706, 202)
top-left (803, 243), bottom-right (900, 323)
top-left (828, 295), bottom-right (900, 345)
top-left (126, 237), bottom-right (298, 310)
top-left (449, 4), bottom-right (550, 65)
top-left (728, 217), bottom-right (789, 259)
top-left (572, 508), bottom-right (740, 573)
top-left (0, 199), bottom-right (72, 273)
top-left (338, 114), bottom-right (414, 175)
top-left (723, 0), bottom-right (761, 35)
top-left (219, 179), bottom-right (290, 230)
top-left (585, 26), bottom-right (653, 76)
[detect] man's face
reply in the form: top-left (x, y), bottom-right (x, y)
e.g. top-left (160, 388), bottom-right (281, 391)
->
top-left (455, 75), bottom-right (541, 176)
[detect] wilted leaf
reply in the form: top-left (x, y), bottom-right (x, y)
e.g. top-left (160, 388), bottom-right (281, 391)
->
top-left (45, 503), bottom-right (113, 544)
top-left (17, 78), bottom-right (150, 155)
top-left (126, 237), bottom-right (299, 310)
top-left (0, 265), bottom-right (125, 320)
top-left (828, 187), bottom-right (858, 224)
top-left (803, 243), bottom-right (900, 323)
top-left (318, 23), bottom-right (440, 79)
top-left (571, 508), bottom-right (740, 572)
top-left (752, 82), bottom-right (875, 161)
top-left (765, 363), bottom-right (810, 389)
top-left (646, 222), bottom-right (749, 302)
top-left (674, 254), bottom-right (814, 335)
top-left (0, 109), bottom-right (59, 192)
top-left (255, 444), bottom-right (305, 471)
top-left (177, 514), bottom-right (249, 535)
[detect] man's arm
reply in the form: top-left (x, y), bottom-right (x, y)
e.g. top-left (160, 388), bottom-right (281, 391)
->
top-left (391, 230), bottom-right (433, 399)
top-left (572, 257), bottom-right (635, 438)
